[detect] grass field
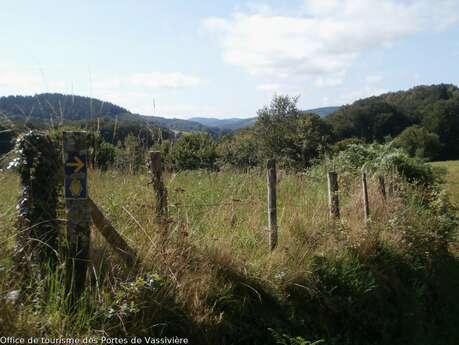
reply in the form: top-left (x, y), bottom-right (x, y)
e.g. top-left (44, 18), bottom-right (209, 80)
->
top-left (432, 160), bottom-right (459, 209)
top-left (1, 167), bottom-right (459, 344)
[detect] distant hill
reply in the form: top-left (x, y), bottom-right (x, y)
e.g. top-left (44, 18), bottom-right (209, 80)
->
top-left (0, 93), bottom-right (130, 124)
top-left (0, 93), bottom-right (222, 134)
top-left (140, 115), bottom-right (223, 135)
top-left (190, 106), bottom-right (340, 130)
top-left (0, 93), bottom-right (340, 134)
top-left (189, 117), bottom-right (257, 131)
top-left (306, 106), bottom-right (341, 117)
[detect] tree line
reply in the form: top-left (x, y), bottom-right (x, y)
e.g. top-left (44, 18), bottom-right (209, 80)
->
top-left (151, 84), bottom-right (459, 172)
top-left (1, 84), bottom-right (458, 171)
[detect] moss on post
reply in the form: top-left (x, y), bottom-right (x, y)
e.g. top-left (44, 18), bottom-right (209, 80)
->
top-left (15, 131), bottom-right (61, 268)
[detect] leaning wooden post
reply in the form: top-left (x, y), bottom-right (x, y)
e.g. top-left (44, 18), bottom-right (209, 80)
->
top-left (327, 172), bottom-right (340, 219)
top-left (362, 171), bottom-right (370, 224)
top-left (63, 131), bottom-right (91, 303)
top-left (378, 175), bottom-right (386, 200)
top-left (267, 159), bottom-right (278, 251)
top-left (88, 198), bottom-right (137, 266)
top-left (149, 151), bottom-right (168, 221)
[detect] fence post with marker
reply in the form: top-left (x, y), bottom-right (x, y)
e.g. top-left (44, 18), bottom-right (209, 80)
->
top-left (327, 172), bottom-right (340, 219)
top-left (267, 159), bottom-right (278, 251)
top-left (63, 131), bottom-right (91, 303)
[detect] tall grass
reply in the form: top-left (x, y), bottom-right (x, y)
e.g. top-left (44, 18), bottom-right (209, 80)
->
top-left (1, 167), bottom-right (458, 344)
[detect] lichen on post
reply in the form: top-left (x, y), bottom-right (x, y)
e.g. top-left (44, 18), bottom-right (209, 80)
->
top-left (15, 131), bottom-right (61, 269)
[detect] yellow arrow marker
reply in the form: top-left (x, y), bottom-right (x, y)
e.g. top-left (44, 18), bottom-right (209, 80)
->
top-left (69, 179), bottom-right (83, 197)
top-left (66, 156), bottom-right (85, 173)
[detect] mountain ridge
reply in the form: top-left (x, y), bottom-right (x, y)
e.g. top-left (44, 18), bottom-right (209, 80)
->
top-left (189, 106), bottom-right (340, 130)
top-left (0, 93), bottom-right (341, 132)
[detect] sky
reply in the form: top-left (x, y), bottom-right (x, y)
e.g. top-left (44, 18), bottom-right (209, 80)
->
top-left (1, 0), bottom-right (459, 119)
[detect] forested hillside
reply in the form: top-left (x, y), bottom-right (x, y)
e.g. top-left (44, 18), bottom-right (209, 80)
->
top-left (1, 84), bottom-right (459, 165)
top-left (189, 117), bottom-right (257, 131)
top-left (0, 93), bottom-right (225, 155)
top-left (327, 84), bottom-right (459, 160)
top-left (0, 93), bottom-right (129, 122)
top-left (0, 93), bottom-right (221, 137)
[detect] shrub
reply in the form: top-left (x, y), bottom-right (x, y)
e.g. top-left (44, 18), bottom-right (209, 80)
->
top-left (171, 133), bottom-right (217, 170)
top-left (322, 143), bottom-right (437, 186)
top-left (95, 141), bottom-right (116, 171)
top-left (217, 130), bottom-right (260, 170)
top-left (393, 125), bottom-right (441, 160)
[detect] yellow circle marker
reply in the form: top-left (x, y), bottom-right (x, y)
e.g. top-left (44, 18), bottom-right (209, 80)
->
top-left (69, 179), bottom-right (83, 197)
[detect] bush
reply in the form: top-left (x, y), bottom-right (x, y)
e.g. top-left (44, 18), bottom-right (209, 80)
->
top-left (95, 141), bottom-right (116, 171)
top-left (217, 130), bottom-right (260, 170)
top-left (393, 125), bottom-right (441, 160)
top-left (323, 143), bottom-right (437, 186)
top-left (171, 133), bottom-right (217, 170)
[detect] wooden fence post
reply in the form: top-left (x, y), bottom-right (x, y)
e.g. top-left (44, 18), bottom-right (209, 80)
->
top-left (267, 159), bottom-right (278, 251)
top-left (149, 151), bottom-right (168, 221)
top-left (88, 198), bottom-right (137, 266)
top-left (14, 131), bottom-right (60, 270)
top-left (378, 175), bottom-right (386, 200)
top-left (327, 172), bottom-right (340, 219)
top-left (362, 171), bottom-right (370, 224)
top-left (63, 131), bottom-right (91, 303)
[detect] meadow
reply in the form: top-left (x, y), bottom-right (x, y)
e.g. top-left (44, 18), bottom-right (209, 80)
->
top-left (432, 160), bottom-right (459, 209)
top-left (1, 164), bottom-right (459, 344)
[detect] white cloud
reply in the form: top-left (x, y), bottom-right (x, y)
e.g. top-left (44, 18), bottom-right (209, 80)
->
top-left (90, 72), bottom-right (204, 115)
top-left (316, 71), bottom-right (346, 87)
top-left (94, 90), bottom-right (236, 118)
top-left (0, 65), bottom-right (70, 95)
top-left (92, 77), bottom-right (122, 90)
top-left (0, 67), bottom-right (42, 94)
top-left (366, 74), bottom-right (383, 84)
top-left (92, 72), bottom-right (202, 94)
top-left (127, 72), bottom-right (202, 89)
top-left (0, 65), bottom-right (205, 117)
top-left (204, 0), bottom-right (459, 86)
top-left (256, 83), bottom-right (282, 92)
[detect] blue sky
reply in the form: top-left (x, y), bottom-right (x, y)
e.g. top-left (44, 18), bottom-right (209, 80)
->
top-left (1, 0), bottom-right (458, 118)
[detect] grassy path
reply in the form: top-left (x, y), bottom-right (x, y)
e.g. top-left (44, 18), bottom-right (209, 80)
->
top-left (431, 161), bottom-right (459, 254)
top-left (431, 160), bottom-right (459, 208)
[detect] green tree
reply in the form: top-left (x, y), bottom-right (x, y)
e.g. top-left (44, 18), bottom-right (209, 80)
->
top-left (255, 95), bottom-right (331, 170)
top-left (421, 97), bottom-right (459, 160)
top-left (95, 141), bottom-right (117, 171)
top-left (327, 99), bottom-right (411, 142)
top-left (171, 133), bottom-right (217, 170)
top-left (393, 125), bottom-right (441, 160)
top-left (115, 133), bottom-right (145, 174)
top-left (217, 129), bottom-right (259, 170)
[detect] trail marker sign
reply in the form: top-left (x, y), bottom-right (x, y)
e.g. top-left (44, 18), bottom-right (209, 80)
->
top-left (62, 131), bottom-right (91, 303)
top-left (64, 137), bottom-right (88, 199)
